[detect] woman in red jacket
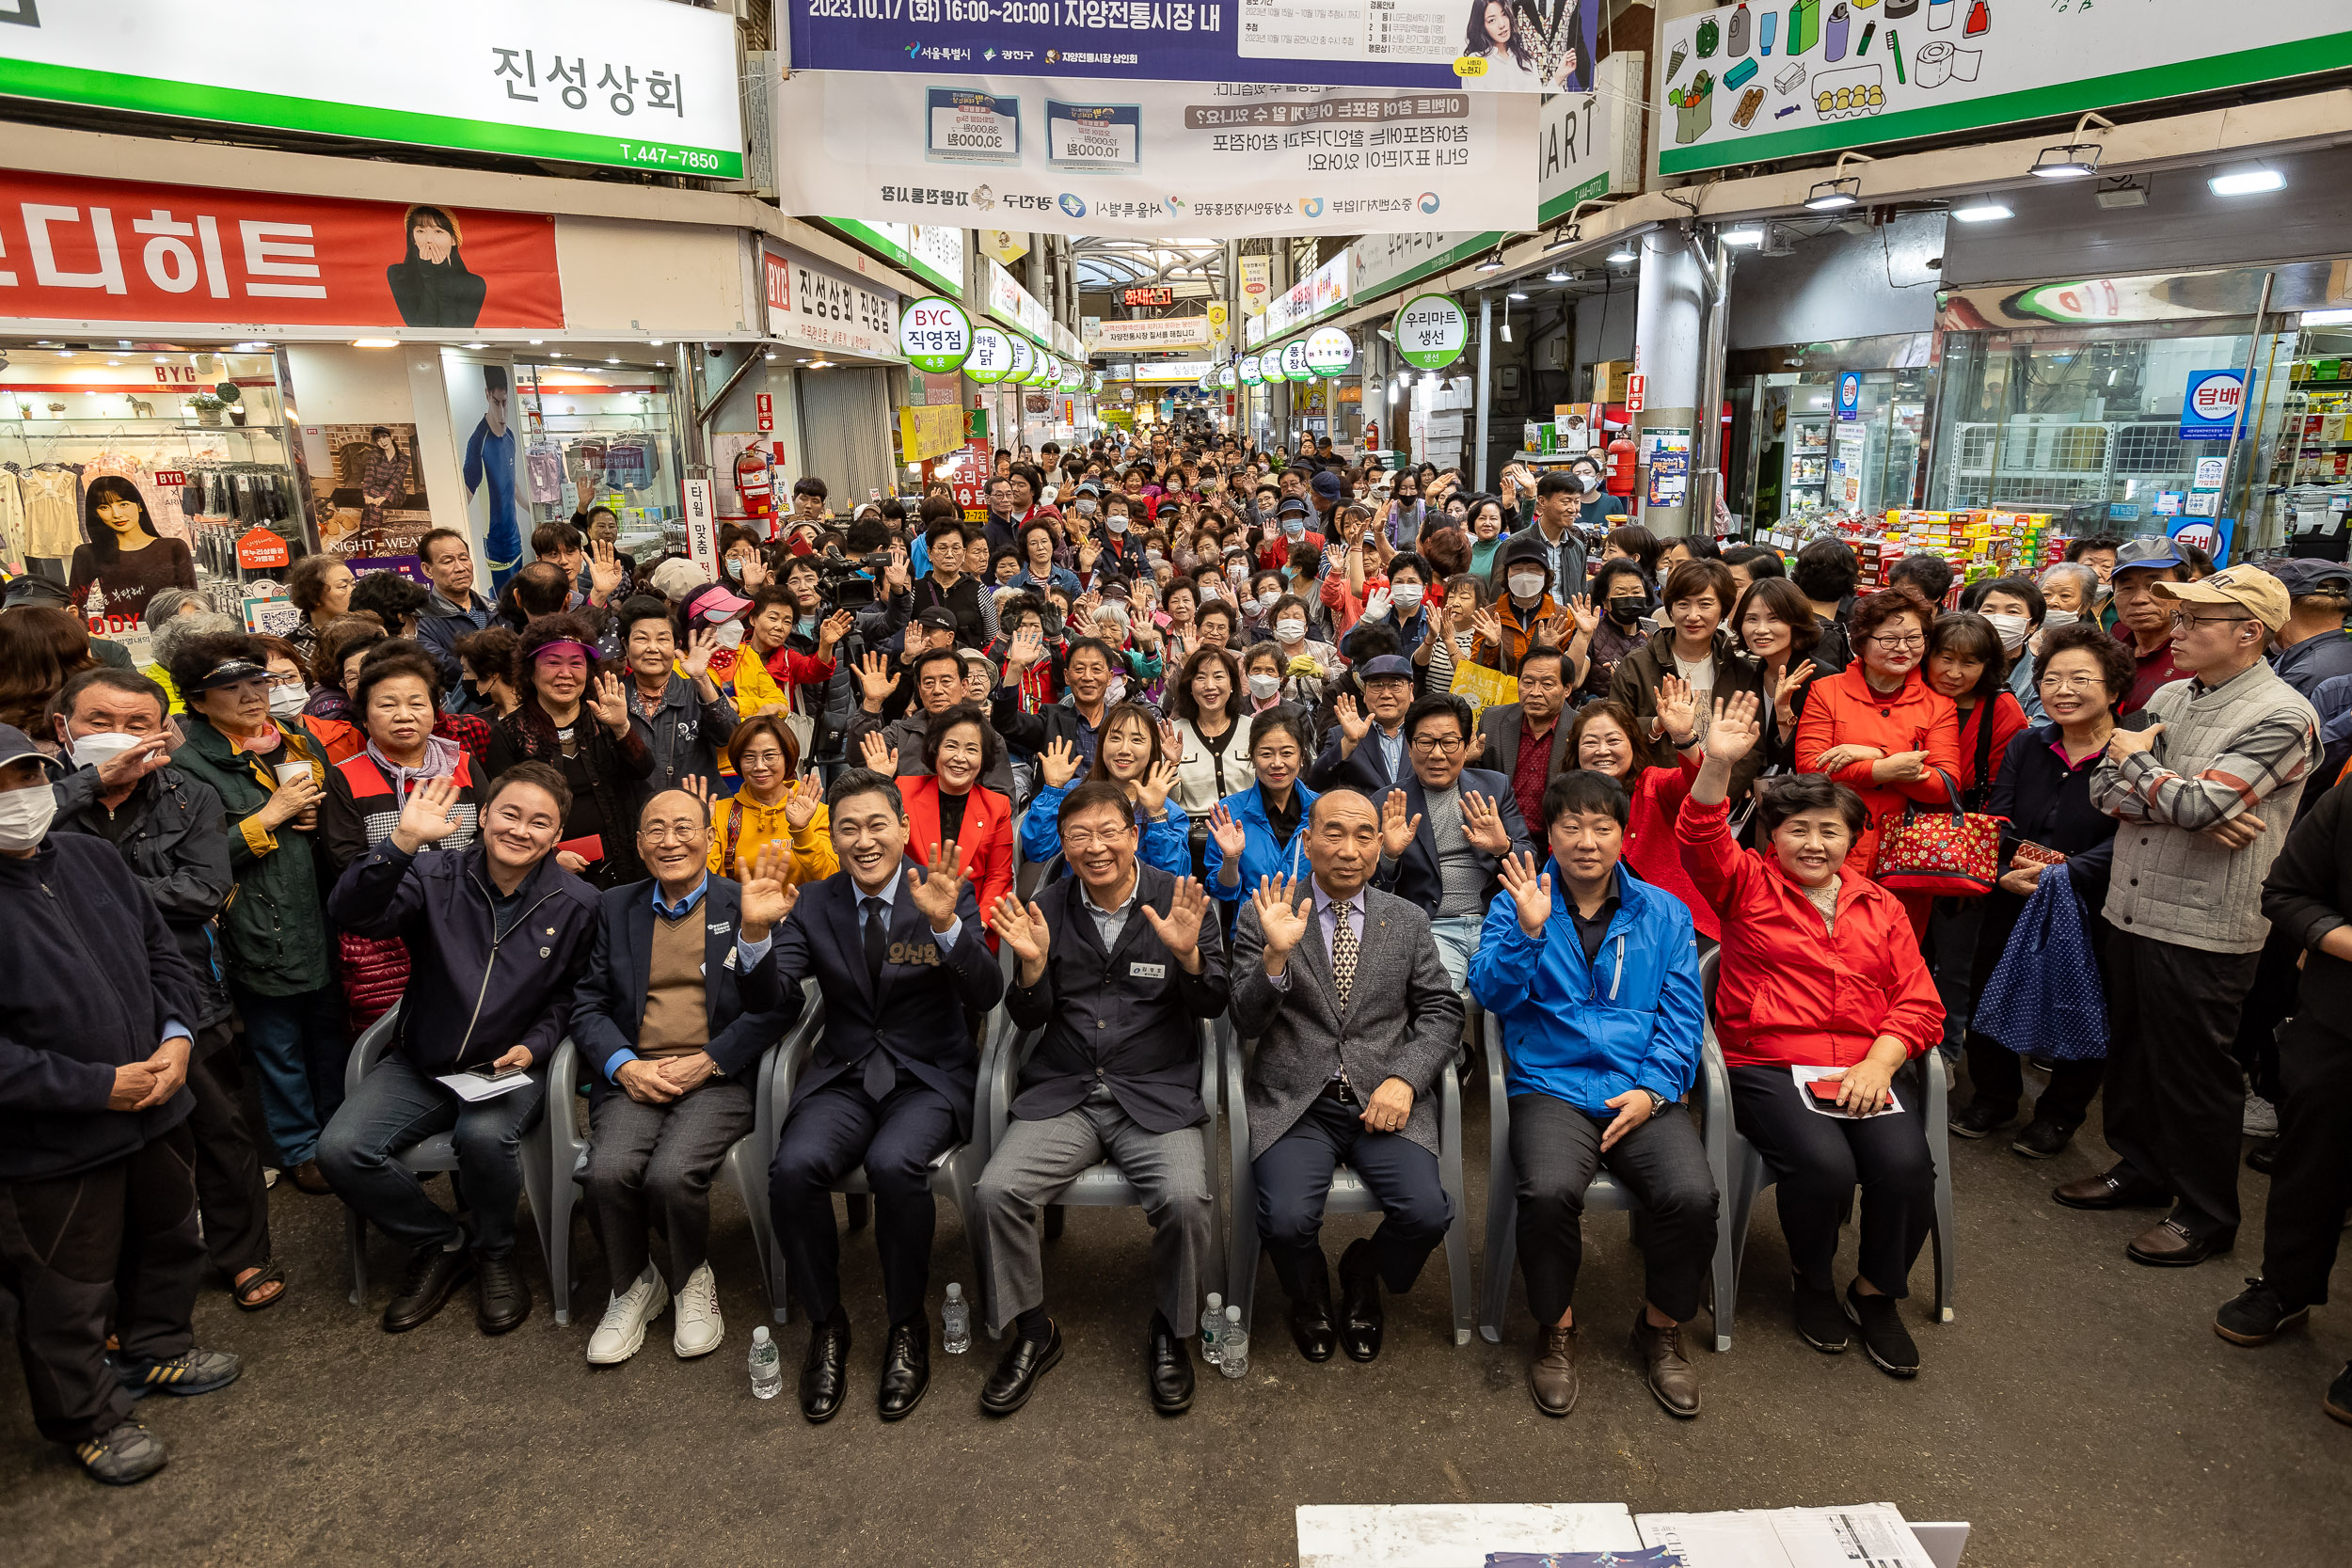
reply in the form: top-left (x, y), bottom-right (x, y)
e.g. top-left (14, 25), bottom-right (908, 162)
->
top-left (1793, 586), bottom-right (1961, 931)
top-left (860, 702), bottom-right (1015, 944)
top-left (1681, 690), bottom-right (1945, 1378)
top-left (1926, 611), bottom-right (2030, 806)
top-left (1565, 686), bottom-right (1716, 943)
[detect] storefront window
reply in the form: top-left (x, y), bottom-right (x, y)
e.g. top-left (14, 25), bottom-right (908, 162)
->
top-left (1744, 369), bottom-right (1925, 527)
top-left (2266, 315), bottom-right (2352, 560)
top-left (515, 358), bottom-right (682, 560)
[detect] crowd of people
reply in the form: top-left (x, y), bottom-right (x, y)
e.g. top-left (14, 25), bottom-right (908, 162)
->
top-left (2, 427), bottom-right (2347, 1488)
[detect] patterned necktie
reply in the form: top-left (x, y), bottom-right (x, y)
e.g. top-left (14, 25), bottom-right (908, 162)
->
top-left (1329, 901), bottom-right (1358, 1011)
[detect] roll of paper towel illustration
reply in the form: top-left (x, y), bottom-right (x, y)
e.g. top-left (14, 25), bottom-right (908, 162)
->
top-left (1914, 39), bottom-right (1980, 86)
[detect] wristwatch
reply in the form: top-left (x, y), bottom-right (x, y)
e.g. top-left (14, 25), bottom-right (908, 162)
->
top-left (1641, 1089), bottom-right (1667, 1117)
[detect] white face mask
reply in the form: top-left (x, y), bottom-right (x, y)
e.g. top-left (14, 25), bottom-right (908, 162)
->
top-left (1247, 672), bottom-right (1282, 700)
top-left (1104, 676), bottom-right (1128, 705)
top-left (1507, 571), bottom-right (1545, 600)
top-left (1275, 618), bottom-right (1307, 642)
top-left (1984, 612), bottom-right (2032, 655)
top-left (0, 783), bottom-right (56, 853)
top-left (267, 684), bottom-right (309, 721)
top-left (1107, 516), bottom-right (1129, 534)
top-left (69, 731), bottom-right (145, 770)
top-left (2041, 609), bottom-right (2080, 634)
top-left (712, 619), bottom-right (746, 648)
top-left (1391, 582), bottom-right (1425, 613)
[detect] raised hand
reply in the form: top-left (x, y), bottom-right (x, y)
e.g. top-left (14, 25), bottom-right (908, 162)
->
top-left (1566, 594), bottom-right (1601, 639)
top-left (1138, 877), bottom-right (1210, 966)
top-left (738, 842), bottom-right (800, 939)
top-left (859, 731), bottom-right (901, 777)
top-left (1461, 790), bottom-right (1513, 855)
top-left (589, 539), bottom-right (624, 603)
top-left (1209, 802), bottom-right (1247, 863)
top-left (1704, 691), bottom-right (1763, 766)
top-left (1040, 735), bottom-right (1081, 790)
top-left (1252, 874), bottom-right (1311, 959)
top-left (1333, 692), bottom-right (1371, 745)
top-left (680, 626), bottom-right (719, 681)
top-left (1078, 538), bottom-right (1103, 572)
top-left (737, 554), bottom-right (770, 594)
top-left (1470, 606), bottom-right (1503, 652)
top-left (911, 839), bottom-right (969, 931)
top-left (1005, 626), bottom-right (1046, 673)
top-left (782, 772), bottom-right (824, 832)
top-left (854, 651), bottom-right (900, 710)
top-left (1378, 788), bottom-right (1422, 859)
top-left (1137, 757), bottom-right (1181, 817)
top-left (1360, 586), bottom-right (1392, 623)
top-left (817, 609), bottom-right (855, 655)
top-left (985, 894), bottom-right (1052, 974)
top-left (1499, 849), bottom-right (1552, 937)
top-left (1774, 658), bottom-right (1817, 728)
top-left (389, 776), bottom-right (464, 855)
top-left (883, 546), bottom-right (911, 594)
top-left (679, 773), bottom-right (713, 821)
top-left (588, 671), bottom-right (630, 735)
top-left (1654, 673), bottom-right (1699, 744)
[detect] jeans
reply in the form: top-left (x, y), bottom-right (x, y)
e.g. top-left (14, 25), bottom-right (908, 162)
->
top-left (315, 1053), bottom-right (548, 1259)
top-left (1427, 913), bottom-right (1485, 991)
top-left (230, 981), bottom-right (349, 1167)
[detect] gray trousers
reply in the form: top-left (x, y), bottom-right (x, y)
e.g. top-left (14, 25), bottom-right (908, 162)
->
top-left (977, 1089), bottom-right (1212, 1335)
top-left (583, 1080), bottom-right (755, 1293)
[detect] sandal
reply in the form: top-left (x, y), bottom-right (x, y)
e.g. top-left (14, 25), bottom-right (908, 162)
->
top-left (231, 1261), bottom-right (286, 1311)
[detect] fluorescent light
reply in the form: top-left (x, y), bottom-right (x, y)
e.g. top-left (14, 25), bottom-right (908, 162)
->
top-left (2029, 142), bottom-right (2102, 179)
top-left (1951, 198), bottom-right (2013, 223)
top-left (606, 356), bottom-right (621, 364)
top-left (350, 338), bottom-right (398, 349)
top-left (2209, 167), bottom-right (2285, 197)
top-left (1721, 227), bottom-right (1767, 247)
top-left (231, 341), bottom-right (268, 352)
top-left (2302, 309), bottom-right (2352, 326)
top-left (1607, 244), bottom-right (1637, 265)
top-left (461, 341), bottom-right (488, 349)
top-left (528, 339), bottom-right (545, 345)
top-left (548, 351), bottom-right (564, 358)
top-left (1804, 176), bottom-right (1861, 212)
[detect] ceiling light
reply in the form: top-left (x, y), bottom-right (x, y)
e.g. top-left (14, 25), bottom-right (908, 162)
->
top-left (655, 359), bottom-right (668, 367)
top-left (648, 339), bottom-right (665, 347)
top-left (107, 358), bottom-right (120, 365)
top-left (55, 350), bottom-right (73, 357)
top-left (765, 352), bottom-right (778, 360)
top-left (151, 355), bottom-right (167, 363)
top-left (2029, 142), bottom-right (2103, 179)
top-left (1474, 248), bottom-right (1506, 273)
top-left (1721, 227), bottom-right (1767, 247)
top-left (1606, 244), bottom-right (1637, 265)
top-left (461, 341), bottom-right (487, 349)
top-left (2094, 177), bottom-right (2149, 209)
top-left (2302, 309), bottom-right (2352, 326)
top-left (350, 338), bottom-right (398, 349)
top-left (231, 341), bottom-right (268, 352)
top-left (1507, 286), bottom-right (1529, 301)
top-left (606, 356), bottom-right (621, 365)
top-left (2209, 166), bottom-right (2285, 197)
top-left (548, 351), bottom-right (564, 358)
top-left (118, 340), bottom-right (133, 349)
top-left (1546, 262), bottom-right (1572, 283)
top-left (1803, 176), bottom-right (1862, 212)
top-left (1545, 223), bottom-right (1581, 254)
top-left (528, 339), bottom-right (545, 345)
top-left (1951, 198), bottom-right (2013, 223)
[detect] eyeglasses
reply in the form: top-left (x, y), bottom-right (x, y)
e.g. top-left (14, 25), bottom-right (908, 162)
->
top-left (2037, 674), bottom-right (2108, 694)
top-left (1867, 632), bottom-right (1927, 649)
top-left (1411, 735), bottom-right (1465, 752)
top-left (640, 824), bottom-right (702, 845)
top-left (1061, 826), bottom-right (1136, 850)
top-left (2169, 611), bottom-right (2250, 633)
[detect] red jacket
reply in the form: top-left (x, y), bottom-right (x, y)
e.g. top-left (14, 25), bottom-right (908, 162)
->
top-left (1792, 662), bottom-right (1961, 877)
top-left (897, 774), bottom-right (1015, 948)
top-left (1677, 796), bottom-right (1944, 1069)
top-left (1624, 759), bottom-right (1717, 943)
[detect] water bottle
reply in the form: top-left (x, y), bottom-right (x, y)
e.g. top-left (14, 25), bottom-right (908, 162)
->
top-left (748, 1325), bottom-right (782, 1401)
top-left (1218, 1304), bottom-right (1248, 1379)
top-left (942, 1283), bottom-right (972, 1354)
top-left (1201, 1292), bottom-right (1224, 1364)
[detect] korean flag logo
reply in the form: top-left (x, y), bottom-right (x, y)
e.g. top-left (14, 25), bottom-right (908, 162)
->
top-left (1418, 192), bottom-right (1440, 214)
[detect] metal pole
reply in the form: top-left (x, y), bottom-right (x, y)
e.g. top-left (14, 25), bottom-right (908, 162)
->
top-left (2219, 269), bottom-right (2276, 551)
top-left (1690, 238), bottom-right (1732, 535)
top-left (1475, 293), bottom-right (1494, 492)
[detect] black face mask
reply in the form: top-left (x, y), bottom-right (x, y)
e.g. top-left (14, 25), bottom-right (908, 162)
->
top-left (1607, 598), bottom-right (1646, 626)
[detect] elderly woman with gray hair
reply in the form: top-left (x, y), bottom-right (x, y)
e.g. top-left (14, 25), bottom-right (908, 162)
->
top-left (2022, 562), bottom-right (2106, 721)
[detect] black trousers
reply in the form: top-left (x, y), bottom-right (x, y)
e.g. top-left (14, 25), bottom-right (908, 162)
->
top-left (2228, 926), bottom-right (2301, 1105)
top-left (1254, 1093), bottom-right (1452, 1301)
top-left (187, 1022), bottom-right (274, 1279)
top-left (1509, 1093), bottom-right (1719, 1325)
top-left (2102, 932), bottom-right (2261, 1243)
top-left (0, 1124), bottom-right (204, 1444)
top-left (1728, 1064), bottom-right (1936, 1298)
top-left (770, 1069), bottom-right (959, 1327)
top-left (2262, 1015), bottom-right (2352, 1307)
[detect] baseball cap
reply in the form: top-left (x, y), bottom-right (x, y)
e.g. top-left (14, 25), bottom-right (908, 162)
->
top-left (2110, 536), bottom-right (2185, 576)
top-left (2154, 563), bottom-right (2293, 631)
top-left (1359, 654), bottom-right (1416, 683)
top-left (0, 722), bottom-right (64, 777)
top-left (914, 606), bottom-right (959, 633)
top-left (1502, 532), bottom-right (1553, 568)
top-left (2260, 558), bottom-right (2352, 597)
top-left (649, 558), bottom-right (712, 600)
top-left (681, 581), bottom-right (753, 627)
top-left (1, 573), bottom-right (71, 610)
top-left (1274, 497), bottom-right (1311, 519)
top-left (1311, 470), bottom-right (1344, 501)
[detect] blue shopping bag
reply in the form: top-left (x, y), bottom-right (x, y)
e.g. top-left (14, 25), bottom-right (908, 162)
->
top-left (1973, 862), bottom-right (2108, 1062)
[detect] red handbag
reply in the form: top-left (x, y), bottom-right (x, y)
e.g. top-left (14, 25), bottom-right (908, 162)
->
top-left (1872, 778), bottom-right (2003, 895)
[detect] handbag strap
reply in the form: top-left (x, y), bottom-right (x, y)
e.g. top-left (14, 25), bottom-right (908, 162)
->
top-left (1962, 703), bottom-right (1998, 813)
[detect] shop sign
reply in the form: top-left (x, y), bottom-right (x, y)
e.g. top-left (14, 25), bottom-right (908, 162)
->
top-left (1006, 336), bottom-right (1035, 382)
top-left (1305, 325), bottom-right (1355, 378)
top-left (1279, 341), bottom-right (1311, 381)
top-left (1655, 3), bottom-right (2352, 178)
top-left (1265, 252), bottom-right (1354, 336)
top-left (965, 326), bottom-right (1015, 384)
top-left (0, 0), bottom-right (745, 178)
top-left (2180, 370), bottom-right (2246, 439)
top-left (763, 244), bottom-right (902, 359)
top-left (1238, 353), bottom-right (1263, 386)
top-left (786, 0), bottom-right (1583, 92)
top-left (982, 258), bottom-right (1055, 346)
top-left (899, 295), bottom-right (974, 372)
top-left (1836, 372), bottom-right (1863, 422)
top-left (823, 220), bottom-right (966, 297)
top-left (1129, 360), bottom-right (1216, 384)
top-left (0, 170), bottom-right (561, 332)
top-left (1217, 364), bottom-right (1238, 389)
top-left (775, 71), bottom-right (1538, 242)
top-left (1096, 316), bottom-right (1211, 352)
top-left (1391, 293), bottom-right (1467, 371)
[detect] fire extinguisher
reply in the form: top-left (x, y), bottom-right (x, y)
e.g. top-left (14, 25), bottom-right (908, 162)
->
top-left (1605, 433), bottom-right (1639, 498)
top-left (733, 444), bottom-right (774, 519)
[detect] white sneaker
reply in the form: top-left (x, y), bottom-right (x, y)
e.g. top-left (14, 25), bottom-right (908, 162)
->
top-left (673, 1262), bottom-right (723, 1358)
top-left (2243, 1095), bottom-right (2280, 1135)
top-left (585, 1267), bottom-right (669, 1365)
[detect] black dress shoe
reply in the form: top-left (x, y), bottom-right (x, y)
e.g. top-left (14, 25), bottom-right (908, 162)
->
top-left (382, 1244), bottom-right (472, 1334)
top-left (2247, 1136), bottom-right (2280, 1175)
top-left (800, 1320), bottom-right (851, 1423)
top-left (878, 1316), bottom-right (930, 1421)
top-left (1288, 1291), bottom-right (1337, 1362)
top-left (1338, 1238), bottom-right (1384, 1363)
top-left (1147, 1317), bottom-right (1194, 1415)
top-left (979, 1321), bottom-right (1063, 1416)
top-left (473, 1252), bottom-right (531, 1335)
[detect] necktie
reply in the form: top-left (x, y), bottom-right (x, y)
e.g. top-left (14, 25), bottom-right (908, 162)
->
top-left (859, 896), bottom-right (897, 1101)
top-left (1329, 901), bottom-right (1358, 1011)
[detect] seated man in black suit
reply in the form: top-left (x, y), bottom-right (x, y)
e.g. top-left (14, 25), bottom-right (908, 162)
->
top-left (570, 792), bottom-right (803, 1367)
top-left (1373, 694), bottom-right (1532, 988)
top-left (740, 768), bottom-right (1004, 1423)
top-left (1232, 789), bottom-right (1464, 1365)
top-left (976, 782), bottom-right (1230, 1418)
top-left (1305, 654), bottom-right (1417, 794)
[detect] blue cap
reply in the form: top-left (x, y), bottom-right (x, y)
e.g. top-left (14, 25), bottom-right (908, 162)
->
top-left (1359, 655), bottom-right (1415, 682)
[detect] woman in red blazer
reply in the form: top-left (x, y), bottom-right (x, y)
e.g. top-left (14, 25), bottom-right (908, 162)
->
top-left (861, 703), bottom-right (1014, 943)
top-left (1681, 690), bottom-right (1945, 1377)
top-left (1793, 586), bottom-right (1961, 930)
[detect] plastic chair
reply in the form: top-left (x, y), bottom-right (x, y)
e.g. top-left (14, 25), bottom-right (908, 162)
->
top-left (1476, 993), bottom-right (1740, 1351)
top-left (340, 1003), bottom-right (559, 1308)
top-left (542, 978), bottom-right (822, 1327)
top-left (1223, 1020), bottom-right (1477, 1348)
top-left (763, 998), bottom-right (1009, 1337)
top-left (981, 1014), bottom-right (1224, 1313)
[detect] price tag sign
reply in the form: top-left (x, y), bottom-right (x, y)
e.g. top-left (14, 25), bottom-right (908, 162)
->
top-left (1391, 293), bottom-right (1467, 371)
top-left (898, 295), bottom-right (974, 373)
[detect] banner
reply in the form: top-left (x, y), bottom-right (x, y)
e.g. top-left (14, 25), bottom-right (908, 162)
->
top-left (0, 0), bottom-right (744, 177)
top-left (1654, 3), bottom-right (2352, 176)
top-left (899, 402), bottom-right (965, 462)
top-left (774, 71), bottom-right (1539, 240)
top-left (0, 170), bottom-right (562, 332)
top-left (1096, 316), bottom-right (1211, 351)
top-left (1240, 253), bottom-right (1271, 314)
top-left (762, 244), bottom-right (902, 359)
top-left (786, 0), bottom-right (1591, 91)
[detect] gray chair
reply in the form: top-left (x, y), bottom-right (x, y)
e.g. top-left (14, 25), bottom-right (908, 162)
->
top-left (340, 1004), bottom-right (559, 1308)
top-left (542, 978), bottom-right (822, 1327)
top-left (980, 1014), bottom-right (1225, 1320)
top-left (1222, 1021), bottom-right (1477, 1347)
top-left (1475, 963), bottom-right (1739, 1350)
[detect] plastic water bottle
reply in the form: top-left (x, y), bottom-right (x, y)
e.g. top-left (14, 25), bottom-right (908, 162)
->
top-left (748, 1325), bottom-right (782, 1401)
top-left (1218, 1304), bottom-right (1248, 1379)
top-left (1201, 1292), bottom-right (1224, 1364)
top-left (942, 1283), bottom-right (972, 1354)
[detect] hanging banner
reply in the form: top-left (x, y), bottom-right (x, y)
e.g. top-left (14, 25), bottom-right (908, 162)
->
top-left (0, 0), bottom-right (746, 178)
top-left (1393, 292), bottom-right (1468, 369)
top-left (0, 169), bottom-right (562, 332)
top-left (1096, 316), bottom-right (1213, 352)
top-left (1240, 254), bottom-right (1272, 314)
top-left (899, 295), bottom-right (974, 372)
top-left (965, 326), bottom-right (1015, 383)
top-left (774, 71), bottom-right (1539, 241)
top-left (1654, 3), bottom-right (2352, 177)
top-left (899, 402), bottom-right (965, 463)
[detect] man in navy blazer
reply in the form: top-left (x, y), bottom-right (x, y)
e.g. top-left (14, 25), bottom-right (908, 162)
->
top-left (1304, 654), bottom-right (1417, 794)
top-left (568, 790), bottom-right (803, 1368)
top-left (739, 768), bottom-right (1004, 1423)
top-left (1371, 694), bottom-right (1534, 987)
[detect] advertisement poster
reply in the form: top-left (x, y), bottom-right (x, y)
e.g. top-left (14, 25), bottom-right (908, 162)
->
top-left (444, 356), bottom-right (526, 588)
top-left (787, 0), bottom-right (1594, 91)
top-left (1654, 2), bottom-right (2352, 176)
top-left (1096, 316), bottom-right (1212, 351)
top-left (0, 170), bottom-right (562, 331)
top-left (0, 0), bottom-right (745, 177)
top-left (301, 422), bottom-right (431, 563)
top-left (776, 71), bottom-right (1538, 240)
top-left (1643, 426), bottom-right (1692, 509)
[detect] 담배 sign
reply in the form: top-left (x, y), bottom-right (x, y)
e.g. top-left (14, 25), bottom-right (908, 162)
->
top-left (1392, 293), bottom-right (1468, 370)
top-left (898, 295), bottom-right (973, 372)
top-left (2181, 369), bottom-right (2247, 439)
top-left (1836, 371), bottom-right (1863, 421)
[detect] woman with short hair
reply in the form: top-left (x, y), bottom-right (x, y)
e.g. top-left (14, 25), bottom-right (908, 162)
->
top-left (484, 612), bottom-right (656, 890)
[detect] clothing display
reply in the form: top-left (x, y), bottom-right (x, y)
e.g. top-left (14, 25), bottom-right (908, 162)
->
top-left (14, 464), bottom-right (82, 559)
top-left (524, 442), bottom-right (564, 505)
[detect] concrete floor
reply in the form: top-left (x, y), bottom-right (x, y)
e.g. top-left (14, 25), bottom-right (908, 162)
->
top-left (3, 1076), bottom-right (2347, 1568)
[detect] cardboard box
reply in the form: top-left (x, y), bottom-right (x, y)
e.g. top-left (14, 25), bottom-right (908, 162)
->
top-left (1592, 361), bottom-right (1632, 404)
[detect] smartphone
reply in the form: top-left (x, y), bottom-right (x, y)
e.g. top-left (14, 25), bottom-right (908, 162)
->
top-left (481, 1059), bottom-right (526, 1082)
top-left (1805, 1078), bottom-right (1845, 1104)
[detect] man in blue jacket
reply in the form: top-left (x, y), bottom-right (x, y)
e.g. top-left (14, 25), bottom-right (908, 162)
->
top-left (0, 724), bottom-right (239, 1486)
top-left (320, 762), bottom-right (600, 1337)
top-left (1469, 768), bottom-right (1714, 1421)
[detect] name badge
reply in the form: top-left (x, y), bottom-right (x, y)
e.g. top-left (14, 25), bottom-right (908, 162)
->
top-left (1129, 961), bottom-right (1168, 980)
top-left (707, 922), bottom-right (731, 934)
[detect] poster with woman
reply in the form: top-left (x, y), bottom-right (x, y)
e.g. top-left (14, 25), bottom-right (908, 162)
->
top-left (386, 205), bottom-right (489, 329)
top-left (300, 422), bottom-right (430, 564)
top-left (67, 475), bottom-right (198, 625)
top-left (1462, 0), bottom-right (1597, 93)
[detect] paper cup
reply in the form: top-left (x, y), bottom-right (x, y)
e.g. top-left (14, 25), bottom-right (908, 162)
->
top-left (277, 762), bottom-right (312, 789)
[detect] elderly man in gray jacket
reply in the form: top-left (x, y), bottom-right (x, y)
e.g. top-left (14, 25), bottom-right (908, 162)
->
top-left (1232, 788), bottom-right (1463, 1366)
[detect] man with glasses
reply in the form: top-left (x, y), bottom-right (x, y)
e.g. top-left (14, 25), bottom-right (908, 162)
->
top-left (1373, 695), bottom-right (1532, 987)
top-left (2106, 537), bottom-right (2191, 715)
top-left (1309, 654), bottom-right (1419, 793)
top-left (2065, 566), bottom-right (2320, 1268)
